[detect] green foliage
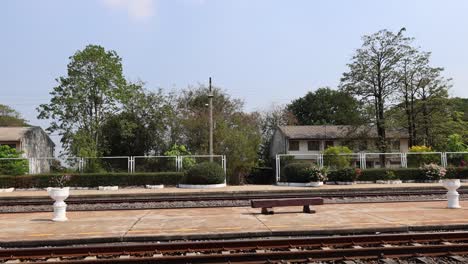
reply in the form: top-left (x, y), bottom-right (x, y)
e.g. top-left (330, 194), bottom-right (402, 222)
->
top-left (359, 168), bottom-right (423, 181)
top-left (328, 167), bottom-right (360, 182)
top-left (283, 163), bottom-right (311, 182)
top-left (446, 166), bottom-right (468, 179)
top-left (101, 85), bottom-right (173, 156)
top-left (323, 146), bottom-right (353, 169)
top-left (420, 163), bottom-right (446, 181)
top-left (0, 145), bottom-right (28, 176)
top-left (0, 104), bottom-right (28, 126)
top-left (37, 44), bottom-right (131, 157)
top-left (258, 105), bottom-right (297, 166)
top-left (282, 163), bottom-right (327, 183)
top-left (183, 162), bottom-right (225, 184)
top-left (341, 29), bottom-right (411, 153)
top-left (174, 85), bottom-right (261, 183)
top-left (446, 134), bottom-right (467, 152)
top-left (245, 167), bottom-right (275, 184)
top-left (0, 172), bottom-right (184, 188)
top-left (164, 144), bottom-right (195, 169)
top-left (407, 145), bottom-right (441, 167)
top-left (288, 87), bottom-right (364, 125)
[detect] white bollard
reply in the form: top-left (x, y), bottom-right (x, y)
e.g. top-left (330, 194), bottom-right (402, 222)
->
top-left (443, 179), bottom-right (461, 209)
top-left (52, 200), bottom-right (68, 221)
top-left (47, 187), bottom-right (70, 221)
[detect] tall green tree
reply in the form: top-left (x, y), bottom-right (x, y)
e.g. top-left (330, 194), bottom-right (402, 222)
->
top-left (397, 47), bottom-right (451, 147)
top-left (287, 87), bottom-right (364, 125)
top-left (340, 28), bottom-right (410, 155)
top-left (100, 83), bottom-right (173, 156)
top-left (37, 45), bottom-right (133, 157)
top-left (0, 104), bottom-right (28, 126)
top-left (174, 85), bottom-right (261, 182)
top-left (257, 104), bottom-right (297, 166)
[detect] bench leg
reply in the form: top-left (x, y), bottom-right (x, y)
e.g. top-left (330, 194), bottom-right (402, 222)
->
top-left (261, 208), bottom-right (274, 215)
top-left (303, 205), bottom-right (316, 214)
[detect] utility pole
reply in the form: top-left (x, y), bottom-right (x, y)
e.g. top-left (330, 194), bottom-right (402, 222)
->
top-left (208, 77), bottom-right (214, 161)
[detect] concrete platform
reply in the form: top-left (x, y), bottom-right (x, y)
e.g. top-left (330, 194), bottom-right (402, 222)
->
top-left (1, 201), bottom-right (468, 246)
top-left (0, 183), bottom-right (461, 199)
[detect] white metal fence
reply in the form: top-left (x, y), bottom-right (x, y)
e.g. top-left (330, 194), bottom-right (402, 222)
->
top-left (0, 155), bottom-right (226, 175)
top-left (275, 152), bottom-right (468, 182)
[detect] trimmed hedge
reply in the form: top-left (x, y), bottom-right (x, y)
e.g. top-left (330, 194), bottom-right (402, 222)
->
top-left (328, 167), bottom-right (359, 182)
top-left (283, 163), bottom-right (314, 183)
top-left (245, 167), bottom-right (275, 184)
top-left (0, 172), bottom-right (184, 188)
top-left (359, 168), bottom-right (423, 182)
top-left (182, 162), bottom-right (225, 185)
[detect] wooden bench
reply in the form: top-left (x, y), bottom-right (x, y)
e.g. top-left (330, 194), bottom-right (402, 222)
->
top-left (251, 198), bottom-right (324, 214)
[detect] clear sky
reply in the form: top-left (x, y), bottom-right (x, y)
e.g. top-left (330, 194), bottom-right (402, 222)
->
top-left (1, 0), bottom-right (467, 138)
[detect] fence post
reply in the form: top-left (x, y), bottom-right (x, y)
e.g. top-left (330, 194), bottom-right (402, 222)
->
top-left (442, 152), bottom-right (447, 168)
top-left (361, 153), bottom-right (366, 170)
top-left (400, 153), bottom-right (407, 168)
top-left (318, 154), bottom-right (323, 169)
top-left (28, 158), bottom-right (34, 174)
top-left (79, 157), bottom-right (84, 173)
top-left (275, 155), bottom-right (280, 183)
top-left (177, 156), bottom-right (183, 171)
top-left (222, 155), bottom-right (227, 176)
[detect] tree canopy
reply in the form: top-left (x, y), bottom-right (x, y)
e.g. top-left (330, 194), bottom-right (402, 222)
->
top-left (0, 104), bottom-right (28, 127)
top-left (287, 87), bottom-right (364, 126)
top-left (37, 45), bottom-right (134, 157)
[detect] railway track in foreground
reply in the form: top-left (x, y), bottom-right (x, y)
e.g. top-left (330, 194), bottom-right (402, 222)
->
top-left (2, 232), bottom-right (468, 263)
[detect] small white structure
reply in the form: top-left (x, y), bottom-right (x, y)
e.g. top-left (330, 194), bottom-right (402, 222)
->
top-left (443, 179), bottom-right (461, 209)
top-left (47, 187), bottom-right (70, 222)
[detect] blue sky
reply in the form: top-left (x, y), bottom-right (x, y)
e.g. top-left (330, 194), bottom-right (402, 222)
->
top-left (1, 0), bottom-right (467, 137)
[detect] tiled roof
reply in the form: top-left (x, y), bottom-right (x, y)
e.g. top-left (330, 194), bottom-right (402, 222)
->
top-left (278, 125), bottom-right (408, 139)
top-left (0, 127), bottom-right (35, 141)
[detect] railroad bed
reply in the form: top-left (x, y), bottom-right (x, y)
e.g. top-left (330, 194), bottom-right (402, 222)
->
top-left (0, 186), bottom-right (466, 213)
top-left (2, 231), bottom-right (468, 263)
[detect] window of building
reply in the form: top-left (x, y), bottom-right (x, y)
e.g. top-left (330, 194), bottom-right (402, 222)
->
top-left (307, 140), bottom-right (320, 151)
top-left (289, 140), bottom-right (300, 151)
top-left (324, 140), bottom-right (334, 149)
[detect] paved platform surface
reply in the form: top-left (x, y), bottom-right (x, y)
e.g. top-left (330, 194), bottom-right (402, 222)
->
top-left (0, 183), bottom-right (459, 198)
top-left (1, 201), bottom-right (468, 245)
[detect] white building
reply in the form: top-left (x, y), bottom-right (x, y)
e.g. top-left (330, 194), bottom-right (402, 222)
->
top-left (270, 125), bottom-right (409, 167)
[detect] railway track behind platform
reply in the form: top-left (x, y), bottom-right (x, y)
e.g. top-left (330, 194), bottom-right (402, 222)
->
top-left (0, 187), bottom-right (466, 213)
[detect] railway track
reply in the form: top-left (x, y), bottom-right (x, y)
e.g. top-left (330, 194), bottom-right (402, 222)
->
top-left (0, 188), bottom-right (464, 207)
top-left (2, 232), bottom-right (468, 263)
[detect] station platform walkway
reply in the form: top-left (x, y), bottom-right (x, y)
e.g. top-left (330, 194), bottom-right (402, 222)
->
top-left (1, 200), bottom-right (468, 246)
top-left (0, 183), bottom-right (461, 199)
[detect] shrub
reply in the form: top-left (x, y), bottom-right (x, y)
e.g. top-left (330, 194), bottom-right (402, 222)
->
top-left (359, 168), bottom-right (424, 182)
top-left (308, 166), bottom-right (328, 182)
top-left (0, 172), bottom-right (185, 188)
top-left (183, 162), bottom-right (225, 184)
top-left (283, 163), bottom-right (327, 183)
top-left (323, 146), bottom-right (353, 169)
top-left (245, 167), bottom-right (275, 184)
top-left (328, 167), bottom-right (359, 182)
top-left (420, 163), bottom-right (446, 181)
top-left (0, 145), bottom-right (29, 175)
top-left (407, 145), bottom-right (441, 167)
top-left (283, 163), bottom-right (311, 182)
top-left (443, 166), bottom-right (468, 179)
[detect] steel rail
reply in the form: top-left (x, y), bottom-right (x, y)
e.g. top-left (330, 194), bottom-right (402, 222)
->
top-left (2, 232), bottom-right (468, 262)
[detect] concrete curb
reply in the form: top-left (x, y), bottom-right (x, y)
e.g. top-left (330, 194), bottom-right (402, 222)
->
top-left (3, 224), bottom-right (468, 248)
